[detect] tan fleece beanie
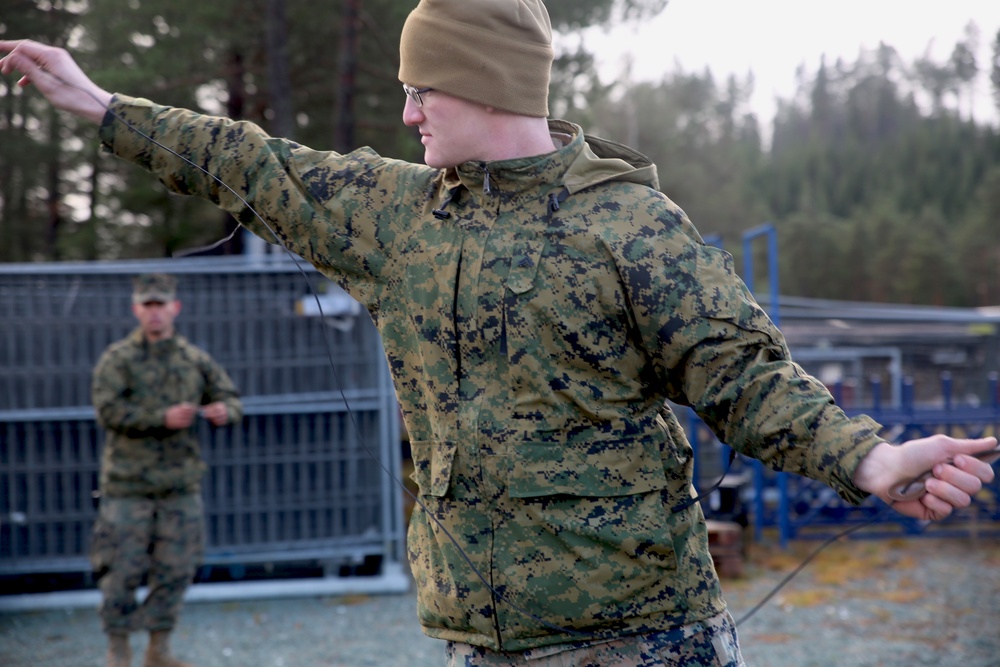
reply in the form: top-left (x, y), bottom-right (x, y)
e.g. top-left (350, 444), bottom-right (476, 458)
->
top-left (398, 0), bottom-right (553, 118)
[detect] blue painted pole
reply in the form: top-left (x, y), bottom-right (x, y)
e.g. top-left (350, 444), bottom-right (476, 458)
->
top-left (742, 224), bottom-right (781, 327)
top-left (778, 471), bottom-right (790, 549)
top-left (902, 377), bottom-right (914, 415)
top-left (941, 372), bottom-right (954, 436)
top-left (989, 372), bottom-right (999, 411)
top-left (742, 224), bottom-right (784, 544)
top-left (753, 459), bottom-right (765, 542)
top-left (703, 233), bottom-right (724, 248)
top-left (942, 371), bottom-right (953, 412)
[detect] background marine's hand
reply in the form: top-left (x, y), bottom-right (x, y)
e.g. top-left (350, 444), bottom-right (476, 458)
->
top-left (164, 402), bottom-right (198, 430)
top-left (200, 401), bottom-right (231, 426)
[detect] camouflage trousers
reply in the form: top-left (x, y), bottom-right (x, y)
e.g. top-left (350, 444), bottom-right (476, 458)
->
top-left (446, 612), bottom-right (744, 667)
top-left (89, 493), bottom-right (204, 634)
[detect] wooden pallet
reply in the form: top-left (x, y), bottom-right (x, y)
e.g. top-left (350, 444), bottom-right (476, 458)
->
top-left (706, 519), bottom-right (745, 578)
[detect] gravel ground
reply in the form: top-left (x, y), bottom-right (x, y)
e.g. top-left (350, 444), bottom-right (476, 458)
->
top-left (2, 535), bottom-right (998, 667)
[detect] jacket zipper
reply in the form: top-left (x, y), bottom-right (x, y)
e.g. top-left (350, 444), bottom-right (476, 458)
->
top-left (481, 163), bottom-right (492, 195)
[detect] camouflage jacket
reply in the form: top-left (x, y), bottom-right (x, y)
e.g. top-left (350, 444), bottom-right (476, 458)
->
top-left (100, 95), bottom-right (883, 651)
top-left (92, 327), bottom-right (243, 498)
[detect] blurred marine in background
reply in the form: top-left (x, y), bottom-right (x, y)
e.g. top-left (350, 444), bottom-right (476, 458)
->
top-left (90, 273), bottom-right (242, 667)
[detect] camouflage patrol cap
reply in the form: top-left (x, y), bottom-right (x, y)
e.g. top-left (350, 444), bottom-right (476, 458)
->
top-left (132, 273), bottom-right (177, 304)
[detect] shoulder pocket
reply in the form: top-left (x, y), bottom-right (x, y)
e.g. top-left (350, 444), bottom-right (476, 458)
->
top-left (696, 246), bottom-right (778, 336)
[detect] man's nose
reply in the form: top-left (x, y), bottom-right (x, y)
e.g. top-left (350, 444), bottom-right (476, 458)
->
top-left (402, 97), bottom-right (424, 126)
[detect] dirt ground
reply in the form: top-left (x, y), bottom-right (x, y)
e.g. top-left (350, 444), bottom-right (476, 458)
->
top-left (2, 535), bottom-right (998, 667)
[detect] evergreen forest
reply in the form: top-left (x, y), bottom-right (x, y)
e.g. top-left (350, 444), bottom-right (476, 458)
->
top-left (2, 1), bottom-right (999, 308)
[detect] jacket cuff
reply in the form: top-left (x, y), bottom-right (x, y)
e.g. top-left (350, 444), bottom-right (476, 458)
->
top-left (827, 416), bottom-right (884, 505)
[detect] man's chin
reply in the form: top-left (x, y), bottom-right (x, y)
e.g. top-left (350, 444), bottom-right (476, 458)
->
top-left (423, 151), bottom-right (460, 170)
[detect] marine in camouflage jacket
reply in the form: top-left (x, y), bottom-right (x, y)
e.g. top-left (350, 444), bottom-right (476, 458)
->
top-left (92, 327), bottom-right (243, 498)
top-left (99, 95), bottom-right (884, 651)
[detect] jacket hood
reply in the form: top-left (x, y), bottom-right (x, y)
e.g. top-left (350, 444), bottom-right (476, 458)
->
top-left (550, 119), bottom-right (660, 194)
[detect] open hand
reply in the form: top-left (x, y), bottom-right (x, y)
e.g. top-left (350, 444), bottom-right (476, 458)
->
top-left (0, 39), bottom-right (112, 123)
top-left (853, 435), bottom-right (997, 521)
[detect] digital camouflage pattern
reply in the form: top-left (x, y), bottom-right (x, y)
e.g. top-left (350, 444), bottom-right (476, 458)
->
top-left (91, 323), bottom-right (240, 634)
top-left (91, 328), bottom-right (243, 497)
top-left (446, 611), bottom-right (742, 666)
top-left (90, 494), bottom-right (204, 633)
top-left (100, 96), bottom-right (884, 652)
top-left (132, 272), bottom-right (177, 303)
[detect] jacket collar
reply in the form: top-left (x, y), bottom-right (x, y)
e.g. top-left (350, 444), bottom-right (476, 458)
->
top-left (128, 327), bottom-right (181, 352)
top-left (440, 119), bottom-right (658, 202)
top-left (442, 120), bottom-right (584, 200)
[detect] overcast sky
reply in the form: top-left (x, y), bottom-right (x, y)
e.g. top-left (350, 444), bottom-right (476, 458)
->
top-left (580, 0), bottom-right (1000, 125)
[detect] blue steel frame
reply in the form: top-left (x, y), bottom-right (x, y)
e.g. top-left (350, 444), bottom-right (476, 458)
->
top-left (693, 226), bottom-right (1000, 546)
top-left (688, 374), bottom-right (1000, 548)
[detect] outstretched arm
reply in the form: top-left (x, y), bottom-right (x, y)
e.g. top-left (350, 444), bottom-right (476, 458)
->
top-left (854, 435), bottom-right (998, 521)
top-left (0, 39), bottom-right (112, 123)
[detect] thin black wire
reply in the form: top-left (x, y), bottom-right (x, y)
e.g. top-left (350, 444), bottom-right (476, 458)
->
top-left (672, 448), bottom-right (736, 515)
top-left (733, 502), bottom-right (896, 626)
top-left (7, 59), bottom-right (929, 639)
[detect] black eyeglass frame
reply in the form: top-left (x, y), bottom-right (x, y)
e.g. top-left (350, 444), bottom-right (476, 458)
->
top-left (402, 84), bottom-right (433, 107)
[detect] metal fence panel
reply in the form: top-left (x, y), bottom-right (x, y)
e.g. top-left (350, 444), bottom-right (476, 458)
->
top-left (0, 257), bottom-right (380, 410)
top-left (0, 257), bottom-right (403, 581)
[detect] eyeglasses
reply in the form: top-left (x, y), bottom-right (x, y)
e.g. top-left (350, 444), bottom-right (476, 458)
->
top-left (402, 84), bottom-right (433, 108)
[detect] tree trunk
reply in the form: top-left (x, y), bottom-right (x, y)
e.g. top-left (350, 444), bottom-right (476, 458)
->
top-left (46, 106), bottom-right (63, 260)
top-left (266, 0), bottom-right (295, 139)
top-left (217, 47), bottom-right (248, 255)
top-left (335, 0), bottom-right (360, 153)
